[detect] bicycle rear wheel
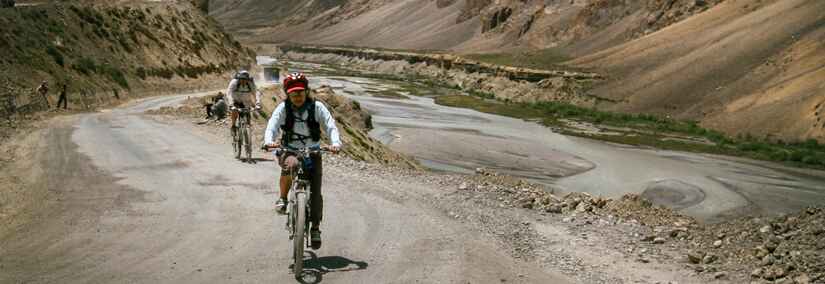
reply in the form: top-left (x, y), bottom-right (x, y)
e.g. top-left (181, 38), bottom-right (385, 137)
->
top-left (292, 191), bottom-right (307, 277)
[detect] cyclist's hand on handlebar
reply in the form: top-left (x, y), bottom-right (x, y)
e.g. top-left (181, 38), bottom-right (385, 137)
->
top-left (327, 145), bottom-right (341, 154)
top-left (263, 143), bottom-right (280, 150)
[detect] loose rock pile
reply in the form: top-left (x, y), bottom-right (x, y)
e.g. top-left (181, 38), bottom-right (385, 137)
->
top-left (448, 167), bottom-right (824, 283)
top-left (687, 208), bottom-right (825, 283)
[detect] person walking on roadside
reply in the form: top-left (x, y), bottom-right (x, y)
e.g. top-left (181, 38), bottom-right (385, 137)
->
top-left (57, 83), bottom-right (68, 110)
top-left (36, 80), bottom-right (50, 108)
top-left (263, 72), bottom-right (342, 249)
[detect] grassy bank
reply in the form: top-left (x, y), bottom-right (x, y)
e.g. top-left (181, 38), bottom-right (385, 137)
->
top-left (436, 95), bottom-right (825, 169)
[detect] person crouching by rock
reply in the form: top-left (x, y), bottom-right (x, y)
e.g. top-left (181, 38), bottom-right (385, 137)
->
top-left (205, 92), bottom-right (227, 120)
top-left (212, 94), bottom-right (227, 120)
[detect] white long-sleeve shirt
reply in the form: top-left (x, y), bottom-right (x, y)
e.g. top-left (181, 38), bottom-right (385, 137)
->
top-left (264, 101), bottom-right (342, 148)
top-left (226, 79), bottom-right (261, 107)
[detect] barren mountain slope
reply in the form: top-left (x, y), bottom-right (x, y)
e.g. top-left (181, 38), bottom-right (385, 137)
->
top-left (211, 0), bottom-right (722, 54)
top-left (569, 0), bottom-right (825, 141)
top-left (210, 0), bottom-right (824, 142)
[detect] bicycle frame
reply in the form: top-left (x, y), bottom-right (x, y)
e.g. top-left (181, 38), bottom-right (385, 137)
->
top-left (276, 146), bottom-right (325, 277)
top-left (282, 148), bottom-right (318, 237)
top-left (231, 107), bottom-right (254, 162)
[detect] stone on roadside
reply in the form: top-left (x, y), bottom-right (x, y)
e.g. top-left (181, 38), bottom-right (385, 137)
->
top-left (653, 237), bottom-right (666, 244)
top-left (545, 204), bottom-right (562, 214)
top-left (688, 251), bottom-right (705, 264)
top-left (702, 254), bottom-right (717, 264)
top-left (458, 182), bottom-right (469, 190)
top-left (713, 240), bottom-right (723, 248)
top-left (775, 277), bottom-right (793, 284)
top-left (761, 265), bottom-right (786, 280)
top-left (761, 254), bottom-right (775, 266)
top-left (575, 202), bottom-right (592, 213)
top-left (518, 198), bottom-right (535, 209)
top-left (713, 272), bottom-right (727, 279)
top-left (754, 246), bottom-right (770, 258)
top-left (793, 273), bottom-right (811, 284)
top-left (670, 227), bottom-right (688, 238)
top-left (764, 240), bottom-right (778, 253)
top-left (760, 225), bottom-right (773, 234)
top-left (751, 268), bottom-right (763, 278)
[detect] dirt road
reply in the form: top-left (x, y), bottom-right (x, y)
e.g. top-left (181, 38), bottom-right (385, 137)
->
top-left (0, 94), bottom-right (571, 283)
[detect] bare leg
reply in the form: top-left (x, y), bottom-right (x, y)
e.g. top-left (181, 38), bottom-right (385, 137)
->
top-left (279, 175), bottom-right (291, 200)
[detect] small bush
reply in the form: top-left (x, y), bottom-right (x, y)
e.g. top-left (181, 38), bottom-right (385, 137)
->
top-left (72, 57), bottom-right (97, 75)
top-left (106, 67), bottom-right (129, 88)
top-left (46, 45), bottom-right (64, 66)
top-left (136, 67), bottom-right (147, 80)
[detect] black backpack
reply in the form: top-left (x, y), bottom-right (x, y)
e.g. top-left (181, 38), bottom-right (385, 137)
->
top-left (281, 98), bottom-right (321, 145)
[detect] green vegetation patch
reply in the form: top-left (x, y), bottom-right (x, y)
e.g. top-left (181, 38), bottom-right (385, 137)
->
top-left (435, 95), bottom-right (825, 169)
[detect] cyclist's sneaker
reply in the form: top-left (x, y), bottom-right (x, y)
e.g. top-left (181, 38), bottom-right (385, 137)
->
top-left (275, 198), bottom-right (287, 215)
top-left (310, 229), bottom-right (322, 249)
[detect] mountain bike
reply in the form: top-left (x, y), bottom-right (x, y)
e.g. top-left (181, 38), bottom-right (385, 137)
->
top-left (231, 106), bottom-right (254, 163)
top-left (263, 144), bottom-right (331, 278)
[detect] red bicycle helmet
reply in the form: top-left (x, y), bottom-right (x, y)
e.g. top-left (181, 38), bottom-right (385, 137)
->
top-left (283, 72), bottom-right (309, 94)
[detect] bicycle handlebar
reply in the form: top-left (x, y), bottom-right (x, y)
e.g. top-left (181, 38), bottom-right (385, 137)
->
top-left (261, 144), bottom-right (335, 153)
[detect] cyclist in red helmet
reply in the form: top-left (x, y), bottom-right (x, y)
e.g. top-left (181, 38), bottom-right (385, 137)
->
top-left (264, 72), bottom-right (342, 248)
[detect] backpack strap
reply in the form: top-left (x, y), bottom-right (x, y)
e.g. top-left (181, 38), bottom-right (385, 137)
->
top-left (280, 99), bottom-right (321, 145)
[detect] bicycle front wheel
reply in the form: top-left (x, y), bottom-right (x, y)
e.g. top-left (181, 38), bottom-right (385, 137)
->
top-left (242, 127), bottom-right (252, 160)
top-left (232, 127), bottom-right (241, 158)
top-left (292, 192), bottom-right (307, 277)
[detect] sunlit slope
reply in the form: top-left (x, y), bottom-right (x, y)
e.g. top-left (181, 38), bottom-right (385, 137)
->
top-left (570, 0), bottom-right (825, 141)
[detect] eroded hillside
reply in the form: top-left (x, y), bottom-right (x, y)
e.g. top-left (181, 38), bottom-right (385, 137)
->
top-left (0, 1), bottom-right (254, 118)
top-left (571, 0), bottom-right (825, 142)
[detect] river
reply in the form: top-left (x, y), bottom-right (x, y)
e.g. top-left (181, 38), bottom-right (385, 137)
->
top-left (283, 60), bottom-right (825, 222)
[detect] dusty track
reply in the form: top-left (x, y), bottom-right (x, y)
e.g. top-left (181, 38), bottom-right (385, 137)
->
top-left (0, 94), bottom-right (570, 283)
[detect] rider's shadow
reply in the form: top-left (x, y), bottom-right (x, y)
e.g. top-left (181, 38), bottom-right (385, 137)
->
top-left (296, 252), bottom-right (369, 284)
